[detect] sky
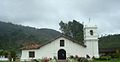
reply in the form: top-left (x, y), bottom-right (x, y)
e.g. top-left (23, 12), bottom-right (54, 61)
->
top-left (0, 0), bottom-right (120, 35)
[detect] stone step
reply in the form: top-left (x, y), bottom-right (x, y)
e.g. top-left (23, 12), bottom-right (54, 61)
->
top-left (57, 60), bottom-right (67, 62)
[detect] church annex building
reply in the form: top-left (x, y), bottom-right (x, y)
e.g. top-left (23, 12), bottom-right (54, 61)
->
top-left (20, 23), bottom-right (99, 61)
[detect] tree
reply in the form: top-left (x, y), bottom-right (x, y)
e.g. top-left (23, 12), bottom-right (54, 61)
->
top-left (59, 20), bottom-right (84, 42)
top-left (8, 50), bottom-right (16, 61)
top-left (0, 50), bottom-right (9, 58)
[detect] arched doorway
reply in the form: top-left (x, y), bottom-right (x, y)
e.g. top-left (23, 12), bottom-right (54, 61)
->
top-left (58, 49), bottom-right (66, 60)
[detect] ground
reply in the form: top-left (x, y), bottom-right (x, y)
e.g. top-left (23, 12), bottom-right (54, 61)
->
top-left (0, 59), bottom-right (120, 62)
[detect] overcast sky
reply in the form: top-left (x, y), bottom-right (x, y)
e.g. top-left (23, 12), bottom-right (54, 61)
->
top-left (0, 0), bottom-right (120, 35)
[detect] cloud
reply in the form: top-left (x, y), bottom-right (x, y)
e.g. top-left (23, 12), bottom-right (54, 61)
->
top-left (0, 0), bottom-right (120, 34)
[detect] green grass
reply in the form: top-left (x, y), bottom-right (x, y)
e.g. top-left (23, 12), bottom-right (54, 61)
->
top-left (0, 61), bottom-right (9, 62)
top-left (91, 58), bottom-right (120, 62)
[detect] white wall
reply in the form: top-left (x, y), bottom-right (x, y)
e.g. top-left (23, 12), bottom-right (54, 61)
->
top-left (21, 37), bottom-right (87, 61)
top-left (85, 40), bottom-right (99, 58)
top-left (0, 56), bottom-right (9, 61)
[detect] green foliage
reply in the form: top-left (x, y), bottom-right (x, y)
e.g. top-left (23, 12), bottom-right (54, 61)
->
top-left (96, 56), bottom-right (111, 60)
top-left (0, 50), bottom-right (17, 61)
top-left (114, 50), bottom-right (120, 58)
top-left (59, 20), bottom-right (84, 42)
top-left (0, 50), bottom-right (8, 56)
top-left (7, 50), bottom-right (17, 61)
top-left (77, 57), bottom-right (89, 62)
top-left (92, 58), bottom-right (120, 62)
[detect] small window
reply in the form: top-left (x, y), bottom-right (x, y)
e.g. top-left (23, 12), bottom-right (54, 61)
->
top-left (90, 30), bottom-right (93, 35)
top-left (29, 51), bottom-right (35, 58)
top-left (60, 40), bottom-right (64, 47)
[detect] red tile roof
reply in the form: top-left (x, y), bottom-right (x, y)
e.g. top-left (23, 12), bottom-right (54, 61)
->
top-left (21, 43), bottom-right (41, 50)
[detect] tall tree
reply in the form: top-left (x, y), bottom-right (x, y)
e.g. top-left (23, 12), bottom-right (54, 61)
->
top-left (59, 20), bottom-right (84, 42)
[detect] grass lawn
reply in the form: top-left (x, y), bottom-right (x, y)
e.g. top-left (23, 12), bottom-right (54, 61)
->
top-left (0, 61), bottom-right (9, 62)
top-left (91, 58), bottom-right (120, 62)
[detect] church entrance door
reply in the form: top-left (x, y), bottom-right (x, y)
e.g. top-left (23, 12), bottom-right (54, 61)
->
top-left (58, 49), bottom-right (66, 60)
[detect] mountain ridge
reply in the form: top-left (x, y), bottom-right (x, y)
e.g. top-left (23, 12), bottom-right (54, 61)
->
top-left (0, 21), bottom-right (60, 50)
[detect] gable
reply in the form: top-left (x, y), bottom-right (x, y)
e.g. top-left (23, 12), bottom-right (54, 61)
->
top-left (21, 34), bottom-right (86, 50)
top-left (40, 34), bottom-right (86, 48)
top-left (54, 37), bottom-right (86, 48)
top-left (52, 34), bottom-right (86, 47)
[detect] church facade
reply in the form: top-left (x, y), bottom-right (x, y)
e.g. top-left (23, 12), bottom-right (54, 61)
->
top-left (20, 24), bottom-right (99, 61)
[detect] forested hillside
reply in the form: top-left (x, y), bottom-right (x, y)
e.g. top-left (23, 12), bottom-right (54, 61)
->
top-left (0, 21), bottom-right (60, 51)
top-left (99, 34), bottom-right (120, 49)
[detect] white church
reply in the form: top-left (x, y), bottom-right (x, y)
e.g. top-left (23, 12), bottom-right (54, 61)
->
top-left (20, 23), bottom-right (99, 61)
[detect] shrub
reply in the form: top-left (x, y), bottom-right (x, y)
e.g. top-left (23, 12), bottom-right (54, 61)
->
top-left (77, 57), bottom-right (89, 62)
top-left (33, 59), bottom-right (39, 62)
top-left (75, 55), bottom-right (79, 58)
top-left (69, 55), bottom-right (74, 59)
top-left (114, 50), bottom-right (120, 58)
top-left (95, 56), bottom-right (111, 60)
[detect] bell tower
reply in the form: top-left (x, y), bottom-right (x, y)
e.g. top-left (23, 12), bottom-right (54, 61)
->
top-left (84, 24), bottom-right (98, 40)
top-left (84, 22), bottom-right (99, 58)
